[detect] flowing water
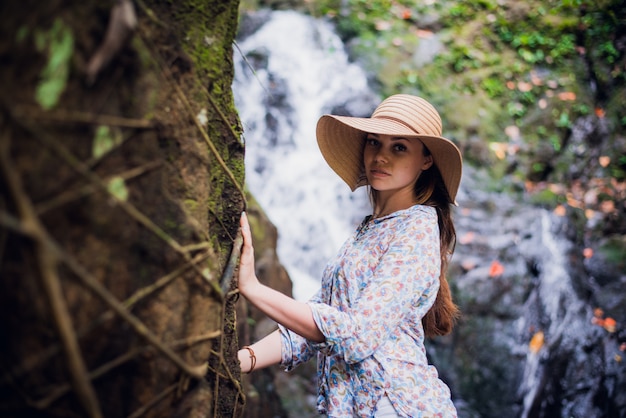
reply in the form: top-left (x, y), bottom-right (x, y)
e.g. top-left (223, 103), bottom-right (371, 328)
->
top-left (233, 9), bottom-right (624, 418)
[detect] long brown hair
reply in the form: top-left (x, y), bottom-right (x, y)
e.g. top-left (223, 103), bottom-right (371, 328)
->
top-left (369, 145), bottom-right (460, 337)
top-left (414, 161), bottom-right (460, 337)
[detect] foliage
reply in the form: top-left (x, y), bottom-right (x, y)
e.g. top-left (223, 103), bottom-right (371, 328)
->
top-left (32, 18), bottom-right (74, 110)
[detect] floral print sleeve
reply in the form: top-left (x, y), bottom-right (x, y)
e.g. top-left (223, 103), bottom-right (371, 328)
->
top-left (278, 288), bottom-right (323, 370)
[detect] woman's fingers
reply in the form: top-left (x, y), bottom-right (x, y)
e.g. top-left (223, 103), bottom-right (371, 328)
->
top-left (240, 212), bottom-right (254, 255)
top-left (240, 211), bottom-right (251, 241)
top-left (238, 212), bottom-right (257, 294)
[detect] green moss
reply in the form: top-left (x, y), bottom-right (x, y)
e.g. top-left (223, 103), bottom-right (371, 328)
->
top-left (159, 0), bottom-right (244, 265)
top-left (183, 198), bottom-right (199, 213)
top-left (528, 187), bottom-right (560, 207)
top-left (173, 1), bottom-right (237, 83)
top-left (598, 237), bottom-right (626, 267)
top-left (229, 154), bottom-right (245, 183)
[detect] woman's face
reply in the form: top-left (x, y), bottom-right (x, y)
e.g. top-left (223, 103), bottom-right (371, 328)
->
top-left (363, 133), bottom-right (433, 195)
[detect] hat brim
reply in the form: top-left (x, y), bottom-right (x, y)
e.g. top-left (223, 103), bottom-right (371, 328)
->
top-left (316, 114), bottom-right (462, 204)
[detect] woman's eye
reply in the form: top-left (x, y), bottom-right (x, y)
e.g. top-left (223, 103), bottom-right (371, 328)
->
top-left (366, 138), bottom-right (379, 146)
top-left (394, 144), bottom-right (407, 152)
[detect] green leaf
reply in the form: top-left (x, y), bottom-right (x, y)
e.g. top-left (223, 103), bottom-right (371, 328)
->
top-left (34, 18), bottom-right (74, 110)
top-left (92, 125), bottom-right (122, 159)
top-left (107, 177), bottom-right (129, 202)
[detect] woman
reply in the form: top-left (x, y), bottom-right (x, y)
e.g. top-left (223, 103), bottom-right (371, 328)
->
top-left (237, 94), bottom-right (462, 417)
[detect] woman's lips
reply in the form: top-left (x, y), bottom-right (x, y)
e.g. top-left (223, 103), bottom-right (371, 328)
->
top-left (370, 168), bottom-right (390, 178)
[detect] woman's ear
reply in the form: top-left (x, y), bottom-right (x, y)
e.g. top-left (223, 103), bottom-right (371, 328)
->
top-left (422, 155), bottom-right (434, 170)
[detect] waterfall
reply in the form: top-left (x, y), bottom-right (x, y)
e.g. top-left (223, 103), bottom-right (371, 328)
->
top-left (233, 10), bottom-right (376, 300)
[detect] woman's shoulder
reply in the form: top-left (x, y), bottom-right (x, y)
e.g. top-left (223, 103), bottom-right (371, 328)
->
top-left (401, 204), bottom-right (437, 222)
top-left (374, 205), bottom-right (436, 234)
top-left (408, 204), bottom-right (436, 216)
top-left (375, 204), bottom-right (435, 222)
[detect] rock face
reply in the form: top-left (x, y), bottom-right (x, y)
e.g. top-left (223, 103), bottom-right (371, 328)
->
top-left (441, 166), bottom-right (626, 418)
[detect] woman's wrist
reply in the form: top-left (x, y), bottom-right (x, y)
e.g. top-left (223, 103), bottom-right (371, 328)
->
top-left (241, 346), bottom-right (256, 374)
top-left (239, 277), bottom-right (262, 300)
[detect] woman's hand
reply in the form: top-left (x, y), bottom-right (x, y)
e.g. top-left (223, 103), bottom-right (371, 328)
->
top-left (238, 212), bottom-right (325, 343)
top-left (238, 212), bottom-right (260, 297)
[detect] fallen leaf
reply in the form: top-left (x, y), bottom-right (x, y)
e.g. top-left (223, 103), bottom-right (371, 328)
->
top-left (553, 205), bottom-right (567, 217)
top-left (530, 71), bottom-right (543, 86)
top-left (548, 183), bottom-right (566, 193)
top-left (583, 248), bottom-right (593, 258)
top-left (459, 231), bottom-right (475, 245)
top-left (490, 142), bottom-right (507, 160)
top-left (529, 331), bottom-right (544, 354)
top-left (604, 317), bottom-right (617, 333)
top-left (538, 98), bottom-right (547, 109)
top-left (558, 91), bottom-right (576, 101)
top-left (599, 156), bottom-right (611, 167)
top-left (566, 195), bottom-right (583, 209)
top-left (595, 107), bottom-right (606, 118)
top-left (524, 181), bottom-right (536, 193)
top-left (489, 260), bottom-right (505, 277)
top-left (416, 29), bottom-right (434, 38)
top-left (584, 209), bottom-right (596, 220)
top-left (504, 125), bottom-right (520, 139)
top-left (375, 20), bottom-right (391, 31)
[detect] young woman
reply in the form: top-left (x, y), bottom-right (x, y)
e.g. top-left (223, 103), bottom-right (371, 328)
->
top-left (237, 94), bottom-right (462, 417)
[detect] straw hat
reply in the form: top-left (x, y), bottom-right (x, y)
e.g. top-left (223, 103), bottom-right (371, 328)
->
top-left (316, 94), bottom-right (462, 204)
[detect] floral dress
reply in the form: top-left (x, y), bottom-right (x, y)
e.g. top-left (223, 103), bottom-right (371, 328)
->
top-left (279, 205), bottom-right (457, 417)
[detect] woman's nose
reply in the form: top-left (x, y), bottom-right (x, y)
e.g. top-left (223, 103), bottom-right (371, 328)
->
top-left (374, 148), bottom-right (389, 163)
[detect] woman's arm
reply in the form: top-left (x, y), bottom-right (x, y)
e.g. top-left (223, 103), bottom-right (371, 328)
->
top-left (238, 212), bottom-right (325, 343)
top-left (238, 329), bottom-right (282, 373)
